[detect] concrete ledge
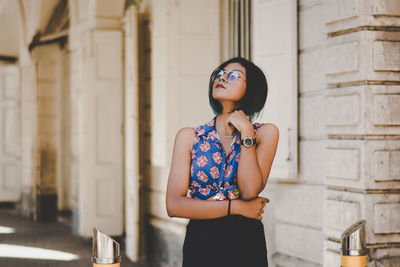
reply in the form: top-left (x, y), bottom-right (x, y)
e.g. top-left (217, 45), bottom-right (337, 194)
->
top-left (272, 252), bottom-right (322, 267)
top-left (146, 222), bottom-right (184, 267)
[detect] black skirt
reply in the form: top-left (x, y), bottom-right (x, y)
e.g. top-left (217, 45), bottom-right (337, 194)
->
top-left (182, 215), bottom-right (268, 267)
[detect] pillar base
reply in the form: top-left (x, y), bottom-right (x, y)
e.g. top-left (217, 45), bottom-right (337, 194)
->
top-left (36, 193), bottom-right (58, 222)
top-left (17, 190), bottom-right (35, 220)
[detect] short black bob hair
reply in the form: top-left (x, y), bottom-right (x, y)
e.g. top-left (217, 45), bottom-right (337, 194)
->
top-left (208, 57), bottom-right (268, 122)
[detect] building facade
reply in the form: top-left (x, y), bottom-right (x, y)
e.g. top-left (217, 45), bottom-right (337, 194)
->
top-left (0, 0), bottom-right (399, 266)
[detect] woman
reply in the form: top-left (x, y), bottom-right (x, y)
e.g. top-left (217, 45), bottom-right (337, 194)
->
top-left (166, 57), bottom-right (279, 267)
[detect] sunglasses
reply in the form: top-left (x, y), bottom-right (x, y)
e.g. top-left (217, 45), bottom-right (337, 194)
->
top-left (213, 69), bottom-right (246, 84)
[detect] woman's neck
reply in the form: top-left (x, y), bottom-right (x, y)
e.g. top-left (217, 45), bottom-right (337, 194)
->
top-left (216, 114), bottom-right (236, 137)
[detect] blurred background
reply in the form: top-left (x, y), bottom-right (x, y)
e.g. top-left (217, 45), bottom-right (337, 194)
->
top-left (0, 0), bottom-right (399, 266)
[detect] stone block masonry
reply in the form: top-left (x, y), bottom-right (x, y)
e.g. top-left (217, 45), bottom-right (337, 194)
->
top-left (323, 0), bottom-right (400, 265)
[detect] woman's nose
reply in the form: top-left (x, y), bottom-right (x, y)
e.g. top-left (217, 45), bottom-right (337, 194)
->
top-left (218, 72), bottom-right (227, 82)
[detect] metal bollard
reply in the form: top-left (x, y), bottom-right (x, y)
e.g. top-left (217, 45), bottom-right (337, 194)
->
top-left (341, 220), bottom-right (367, 267)
top-left (92, 228), bottom-right (121, 267)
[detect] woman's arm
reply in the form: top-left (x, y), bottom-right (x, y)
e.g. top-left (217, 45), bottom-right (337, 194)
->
top-left (166, 127), bottom-right (268, 220)
top-left (236, 123), bottom-right (280, 200)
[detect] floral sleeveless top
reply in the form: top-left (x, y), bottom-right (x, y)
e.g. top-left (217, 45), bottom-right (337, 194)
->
top-left (189, 115), bottom-right (263, 200)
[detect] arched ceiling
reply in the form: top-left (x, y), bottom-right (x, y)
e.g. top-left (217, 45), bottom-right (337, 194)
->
top-left (0, 0), bottom-right (127, 59)
top-left (0, 0), bottom-right (60, 59)
top-left (0, 0), bottom-right (21, 57)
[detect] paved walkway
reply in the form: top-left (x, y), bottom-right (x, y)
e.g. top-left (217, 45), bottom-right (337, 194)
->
top-left (0, 206), bottom-right (148, 267)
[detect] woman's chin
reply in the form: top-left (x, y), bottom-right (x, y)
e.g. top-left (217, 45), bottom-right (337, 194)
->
top-left (212, 95), bottom-right (228, 102)
top-left (213, 92), bottom-right (242, 103)
top-left (213, 89), bottom-right (230, 98)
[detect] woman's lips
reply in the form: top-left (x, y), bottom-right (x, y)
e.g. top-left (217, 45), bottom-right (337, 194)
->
top-left (216, 84), bottom-right (225, 89)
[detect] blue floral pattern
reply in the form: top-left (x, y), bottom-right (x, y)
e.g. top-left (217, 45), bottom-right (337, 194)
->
top-left (189, 116), bottom-right (263, 200)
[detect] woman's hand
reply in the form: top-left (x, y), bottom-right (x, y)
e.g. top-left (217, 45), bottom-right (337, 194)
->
top-left (226, 110), bottom-right (253, 135)
top-left (232, 197), bottom-right (269, 220)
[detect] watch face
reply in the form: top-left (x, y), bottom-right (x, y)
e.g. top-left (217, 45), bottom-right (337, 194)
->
top-left (243, 137), bottom-right (254, 147)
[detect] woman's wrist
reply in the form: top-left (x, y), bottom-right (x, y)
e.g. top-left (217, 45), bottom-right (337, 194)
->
top-left (240, 129), bottom-right (255, 139)
top-left (240, 124), bottom-right (255, 138)
top-left (230, 199), bottom-right (241, 215)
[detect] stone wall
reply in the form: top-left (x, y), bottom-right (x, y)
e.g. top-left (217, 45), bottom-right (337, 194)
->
top-left (323, 0), bottom-right (400, 266)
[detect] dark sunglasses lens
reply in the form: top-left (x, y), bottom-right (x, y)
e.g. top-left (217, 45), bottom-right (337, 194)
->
top-left (227, 71), bottom-right (239, 83)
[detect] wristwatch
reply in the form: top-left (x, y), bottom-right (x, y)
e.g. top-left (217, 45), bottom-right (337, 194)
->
top-left (240, 137), bottom-right (256, 148)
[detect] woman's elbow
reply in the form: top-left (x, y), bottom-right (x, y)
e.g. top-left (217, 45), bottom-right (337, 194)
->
top-left (240, 181), bottom-right (265, 200)
top-left (167, 208), bottom-right (175, 218)
top-left (166, 198), bottom-right (178, 218)
top-left (240, 190), bottom-right (259, 201)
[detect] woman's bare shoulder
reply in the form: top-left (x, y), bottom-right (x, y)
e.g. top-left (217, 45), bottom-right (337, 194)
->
top-left (176, 127), bottom-right (195, 137)
top-left (257, 123), bottom-right (279, 140)
top-left (175, 127), bottom-right (196, 148)
top-left (259, 122), bottom-right (279, 132)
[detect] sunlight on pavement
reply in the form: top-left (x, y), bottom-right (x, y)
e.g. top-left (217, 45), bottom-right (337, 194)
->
top-left (0, 226), bottom-right (15, 234)
top-left (0, 244), bottom-right (79, 261)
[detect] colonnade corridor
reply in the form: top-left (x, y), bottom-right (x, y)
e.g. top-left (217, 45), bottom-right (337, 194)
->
top-left (0, 204), bottom-right (148, 267)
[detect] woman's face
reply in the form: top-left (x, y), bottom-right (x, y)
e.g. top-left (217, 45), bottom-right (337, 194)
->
top-left (212, 62), bottom-right (246, 104)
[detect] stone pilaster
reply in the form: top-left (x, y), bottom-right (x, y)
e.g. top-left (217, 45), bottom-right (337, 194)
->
top-left (68, 0), bottom-right (125, 237)
top-left (19, 46), bottom-right (38, 220)
top-left (323, 0), bottom-right (400, 266)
